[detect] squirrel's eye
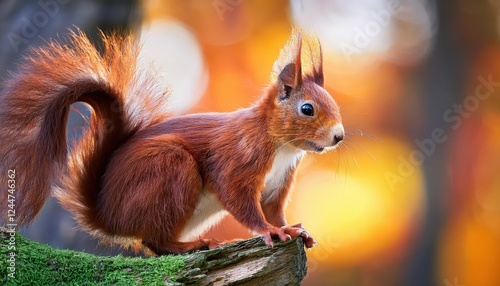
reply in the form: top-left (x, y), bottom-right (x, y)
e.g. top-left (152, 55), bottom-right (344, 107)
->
top-left (300, 103), bottom-right (314, 116)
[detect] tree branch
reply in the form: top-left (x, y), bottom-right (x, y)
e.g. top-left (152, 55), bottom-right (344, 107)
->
top-left (0, 228), bottom-right (307, 285)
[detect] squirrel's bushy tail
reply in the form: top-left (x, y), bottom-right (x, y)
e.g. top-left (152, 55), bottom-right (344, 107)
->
top-left (0, 30), bottom-right (170, 229)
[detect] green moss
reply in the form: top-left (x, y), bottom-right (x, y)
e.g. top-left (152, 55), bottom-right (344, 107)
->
top-left (1, 231), bottom-right (185, 285)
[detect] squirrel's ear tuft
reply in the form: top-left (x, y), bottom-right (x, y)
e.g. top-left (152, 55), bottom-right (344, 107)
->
top-left (272, 28), bottom-right (303, 88)
top-left (304, 34), bottom-right (324, 87)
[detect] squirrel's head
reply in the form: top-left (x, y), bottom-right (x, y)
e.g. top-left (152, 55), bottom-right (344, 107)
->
top-left (266, 29), bottom-right (344, 153)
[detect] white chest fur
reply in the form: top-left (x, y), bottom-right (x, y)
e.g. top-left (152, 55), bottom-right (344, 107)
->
top-left (261, 146), bottom-right (305, 204)
top-left (178, 146), bottom-right (304, 242)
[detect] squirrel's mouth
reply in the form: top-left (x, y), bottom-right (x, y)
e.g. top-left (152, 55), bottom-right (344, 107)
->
top-left (305, 141), bottom-right (325, 153)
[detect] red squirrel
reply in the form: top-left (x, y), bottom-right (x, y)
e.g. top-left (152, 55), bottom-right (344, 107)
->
top-left (0, 28), bottom-right (344, 255)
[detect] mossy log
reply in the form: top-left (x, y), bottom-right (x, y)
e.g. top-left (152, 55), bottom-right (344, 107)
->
top-left (0, 228), bottom-right (307, 285)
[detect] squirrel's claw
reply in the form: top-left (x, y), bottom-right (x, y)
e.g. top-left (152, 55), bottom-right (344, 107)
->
top-left (286, 223), bottom-right (317, 248)
top-left (260, 224), bottom-right (316, 248)
top-left (260, 227), bottom-right (292, 247)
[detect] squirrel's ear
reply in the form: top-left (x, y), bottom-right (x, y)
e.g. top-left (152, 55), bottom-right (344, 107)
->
top-left (272, 28), bottom-right (303, 89)
top-left (309, 38), bottom-right (325, 87)
top-left (302, 34), bottom-right (323, 87)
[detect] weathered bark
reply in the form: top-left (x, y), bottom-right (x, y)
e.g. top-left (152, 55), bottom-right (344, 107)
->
top-left (175, 237), bottom-right (307, 285)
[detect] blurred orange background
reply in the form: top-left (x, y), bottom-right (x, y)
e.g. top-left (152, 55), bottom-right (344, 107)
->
top-left (2, 0), bottom-right (499, 285)
top-left (141, 1), bottom-right (500, 285)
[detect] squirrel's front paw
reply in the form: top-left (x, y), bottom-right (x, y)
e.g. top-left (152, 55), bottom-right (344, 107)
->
top-left (259, 224), bottom-right (317, 248)
top-left (260, 227), bottom-right (292, 247)
top-left (286, 223), bottom-right (317, 248)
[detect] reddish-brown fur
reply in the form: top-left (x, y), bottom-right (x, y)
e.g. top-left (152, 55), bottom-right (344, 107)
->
top-left (0, 28), bottom-right (343, 255)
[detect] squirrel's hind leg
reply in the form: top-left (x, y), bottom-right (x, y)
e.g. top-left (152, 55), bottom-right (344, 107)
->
top-left (113, 135), bottom-right (205, 255)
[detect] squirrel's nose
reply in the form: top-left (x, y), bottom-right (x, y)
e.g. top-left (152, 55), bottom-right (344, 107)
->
top-left (334, 132), bottom-right (344, 144)
top-left (331, 123), bottom-right (344, 145)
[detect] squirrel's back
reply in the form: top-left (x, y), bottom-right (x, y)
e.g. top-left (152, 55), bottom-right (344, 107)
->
top-left (0, 30), bottom-right (170, 228)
